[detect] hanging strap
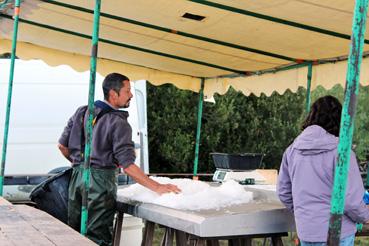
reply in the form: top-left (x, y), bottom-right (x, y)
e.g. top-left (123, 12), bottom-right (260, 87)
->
top-left (80, 100), bottom-right (117, 159)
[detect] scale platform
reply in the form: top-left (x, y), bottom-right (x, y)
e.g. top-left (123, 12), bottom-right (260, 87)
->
top-left (213, 169), bottom-right (278, 185)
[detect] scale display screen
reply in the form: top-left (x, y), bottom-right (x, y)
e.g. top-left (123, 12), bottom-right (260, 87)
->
top-left (216, 171), bottom-right (226, 181)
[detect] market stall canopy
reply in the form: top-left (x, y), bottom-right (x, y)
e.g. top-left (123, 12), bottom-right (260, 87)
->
top-left (1, 0), bottom-right (369, 96)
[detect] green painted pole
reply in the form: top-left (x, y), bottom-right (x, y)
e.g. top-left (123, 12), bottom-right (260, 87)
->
top-left (188, 0), bottom-right (369, 45)
top-left (193, 78), bottom-right (205, 179)
top-left (0, 0), bottom-right (13, 11)
top-left (0, 0), bottom-right (21, 196)
top-left (367, 158), bottom-right (369, 187)
top-left (80, 0), bottom-right (101, 235)
top-left (305, 62), bottom-right (312, 113)
top-left (327, 0), bottom-right (369, 245)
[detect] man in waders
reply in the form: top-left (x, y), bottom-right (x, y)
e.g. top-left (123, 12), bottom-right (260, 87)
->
top-left (58, 73), bottom-right (181, 245)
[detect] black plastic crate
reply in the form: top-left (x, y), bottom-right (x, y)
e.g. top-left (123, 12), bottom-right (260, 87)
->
top-left (211, 152), bottom-right (263, 170)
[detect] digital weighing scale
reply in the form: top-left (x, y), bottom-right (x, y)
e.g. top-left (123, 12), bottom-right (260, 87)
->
top-left (212, 168), bottom-right (267, 184)
top-left (211, 152), bottom-right (274, 184)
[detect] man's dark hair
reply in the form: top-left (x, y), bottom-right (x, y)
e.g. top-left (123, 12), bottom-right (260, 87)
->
top-left (102, 73), bottom-right (129, 100)
top-left (302, 95), bottom-right (342, 137)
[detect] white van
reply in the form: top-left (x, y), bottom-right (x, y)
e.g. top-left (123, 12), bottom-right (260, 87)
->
top-left (0, 58), bottom-right (146, 245)
top-left (0, 58), bottom-right (149, 191)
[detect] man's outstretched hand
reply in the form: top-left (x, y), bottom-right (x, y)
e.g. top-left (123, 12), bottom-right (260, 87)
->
top-left (123, 164), bottom-right (182, 195)
top-left (154, 183), bottom-right (181, 195)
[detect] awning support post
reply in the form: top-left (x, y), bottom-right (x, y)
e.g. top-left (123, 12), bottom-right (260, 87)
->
top-left (305, 62), bottom-right (313, 113)
top-left (193, 78), bottom-right (205, 180)
top-left (327, 0), bottom-right (369, 244)
top-left (0, 0), bottom-right (21, 196)
top-left (80, 0), bottom-right (101, 236)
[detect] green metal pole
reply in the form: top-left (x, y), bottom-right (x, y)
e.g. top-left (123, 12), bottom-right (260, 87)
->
top-left (327, 0), bottom-right (369, 245)
top-left (193, 78), bottom-right (205, 179)
top-left (0, 0), bottom-right (21, 196)
top-left (367, 158), bottom-right (369, 188)
top-left (188, 0), bottom-right (369, 45)
top-left (305, 62), bottom-right (312, 113)
top-left (80, 0), bottom-right (101, 235)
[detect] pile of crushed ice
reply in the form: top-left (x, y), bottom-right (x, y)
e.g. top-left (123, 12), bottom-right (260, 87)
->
top-left (118, 177), bottom-right (253, 211)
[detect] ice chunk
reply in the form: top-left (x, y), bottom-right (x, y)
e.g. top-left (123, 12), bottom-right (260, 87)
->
top-left (118, 177), bottom-right (253, 210)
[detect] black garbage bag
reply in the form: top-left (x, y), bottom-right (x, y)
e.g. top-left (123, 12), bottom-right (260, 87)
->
top-left (30, 167), bottom-right (72, 224)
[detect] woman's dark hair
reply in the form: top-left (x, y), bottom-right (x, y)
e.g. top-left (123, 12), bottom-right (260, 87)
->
top-left (302, 95), bottom-right (342, 137)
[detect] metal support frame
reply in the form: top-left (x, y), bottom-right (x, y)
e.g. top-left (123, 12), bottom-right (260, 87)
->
top-left (305, 62), bottom-right (313, 113)
top-left (0, 13), bottom-right (245, 75)
top-left (0, 0), bottom-right (21, 196)
top-left (327, 0), bottom-right (369, 244)
top-left (80, 0), bottom-right (101, 235)
top-left (189, 0), bottom-right (369, 44)
top-left (193, 78), bottom-right (205, 179)
top-left (0, 0), bottom-right (13, 11)
top-left (367, 157), bottom-right (369, 188)
top-left (39, 0), bottom-right (295, 62)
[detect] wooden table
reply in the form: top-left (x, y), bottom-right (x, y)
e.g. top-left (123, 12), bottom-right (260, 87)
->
top-left (0, 197), bottom-right (96, 246)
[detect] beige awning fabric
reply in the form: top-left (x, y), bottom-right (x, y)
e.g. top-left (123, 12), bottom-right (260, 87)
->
top-left (206, 57), bottom-right (369, 97)
top-left (0, 0), bottom-right (368, 96)
top-left (0, 39), bottom-right (202, 92)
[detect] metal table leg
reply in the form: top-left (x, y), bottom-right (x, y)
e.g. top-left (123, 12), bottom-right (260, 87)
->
top-left (194, 239), bottom-right (206, 246)
top-left (228, 238), bottom-right (252, 246)
top-left (206, 240), bottom-right (220, 246)
top-left (112, 211), bottom-right (124, 246)
top-left (141, 221), bottom-right (156, 246)
top-left (175, 229), bottom-right (188, 246)
top-left (161, 227), bottom-right (174, 246)
top-left (271, 237), bottom-right (284, 246)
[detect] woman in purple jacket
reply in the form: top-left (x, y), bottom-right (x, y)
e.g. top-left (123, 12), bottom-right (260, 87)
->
top-left (277, 95), bottom-right (369, 246)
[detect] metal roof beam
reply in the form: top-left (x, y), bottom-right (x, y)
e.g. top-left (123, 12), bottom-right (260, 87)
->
top-left (189, 0), bottom-right (369, 44)
top-left (39, 0), bottom-right (296, 61)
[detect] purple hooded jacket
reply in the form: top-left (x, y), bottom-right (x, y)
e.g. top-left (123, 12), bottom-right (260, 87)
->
top-left (277, 125), bottom-right (369, 242)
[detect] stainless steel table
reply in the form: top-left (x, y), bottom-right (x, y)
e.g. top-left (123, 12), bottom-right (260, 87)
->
top-left (113, 185), bottom-right (295, 246)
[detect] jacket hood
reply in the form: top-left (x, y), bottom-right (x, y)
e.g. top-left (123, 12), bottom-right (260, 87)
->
top-left (292, 125), bottom-right (338, 155)
top-left (95, 100), bottom-right (129, 118)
